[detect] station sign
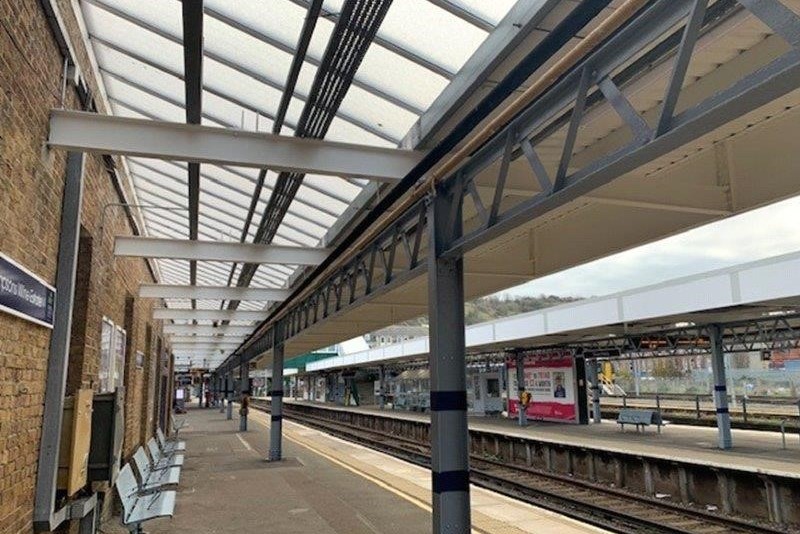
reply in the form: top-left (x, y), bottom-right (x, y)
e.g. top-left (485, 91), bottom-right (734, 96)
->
top-left (0, 253), bottom-right (56, 328)
top-left (583, 348), bottom-right (622, 359)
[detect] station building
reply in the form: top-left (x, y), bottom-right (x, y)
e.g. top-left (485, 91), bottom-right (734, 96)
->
top-left (1, 2), bottom-right (172, 531)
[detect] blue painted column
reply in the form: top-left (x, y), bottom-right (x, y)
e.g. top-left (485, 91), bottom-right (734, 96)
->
top-left (427, 189), bottom-right (470, 532)
top-left (710, 325), bottom-right (733, 449)
top-left (269, 323), bottom-right (285, 461)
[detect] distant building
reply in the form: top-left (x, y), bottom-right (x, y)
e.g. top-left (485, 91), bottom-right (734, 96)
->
top-left (364, 324), bottom-right (429, 348)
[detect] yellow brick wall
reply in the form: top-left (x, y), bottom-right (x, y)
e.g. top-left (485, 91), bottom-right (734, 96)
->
top-left (0, 2), bottom-right (169, 532)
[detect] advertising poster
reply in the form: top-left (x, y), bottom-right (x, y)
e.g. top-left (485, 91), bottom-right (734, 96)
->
top-left (507, 350), bottom-right (580, 423)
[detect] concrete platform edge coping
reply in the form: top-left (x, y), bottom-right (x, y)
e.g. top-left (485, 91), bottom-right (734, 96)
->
top-left (258, 398), bottom-right (800, 481)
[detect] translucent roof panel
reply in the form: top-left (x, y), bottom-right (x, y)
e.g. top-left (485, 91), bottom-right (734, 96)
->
top-left (379, 0), bottom-right (489, 73)
top-left (78, 0), bottom-right (522, 358)
top-left (446, 0), bottom-right (519, 26)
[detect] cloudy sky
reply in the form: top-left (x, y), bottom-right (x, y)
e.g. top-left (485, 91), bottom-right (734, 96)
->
top-left (500, 194), bottom-right (800, 299)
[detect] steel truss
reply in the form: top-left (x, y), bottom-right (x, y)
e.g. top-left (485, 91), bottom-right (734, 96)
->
top-left (576, 314), bottom-right (800, 359)
top-left (297, 314), bottom-right (800, 374)
top-left (221, 0), bottom-right (800, 375)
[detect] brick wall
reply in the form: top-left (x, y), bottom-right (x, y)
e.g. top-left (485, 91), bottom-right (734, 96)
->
top-left (0, 1), bottom-right (168, 532)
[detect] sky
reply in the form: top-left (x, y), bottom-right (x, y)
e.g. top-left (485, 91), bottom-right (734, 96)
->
top-left (499, 194), bottom-right (800, 299)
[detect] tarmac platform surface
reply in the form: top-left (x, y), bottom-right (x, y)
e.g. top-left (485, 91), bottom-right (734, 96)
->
top-left (276, 399), bottom-right (800, 478)
top-left (104, 406), bottom-right (609, 533)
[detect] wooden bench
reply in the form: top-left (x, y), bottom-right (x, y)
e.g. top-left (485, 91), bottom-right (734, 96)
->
top-left (116, 463), bottom-right (176, 533)
top-left (616, 408), bottom-right (665, 432)
top-left (132, 447), bottom-right (180, 492)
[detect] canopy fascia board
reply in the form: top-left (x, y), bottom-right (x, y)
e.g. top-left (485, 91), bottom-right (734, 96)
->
top-left (140, 284), bottom-right (290, 301)
top-left (116, 236), bottom-right (329, 265)
top-left (48, 110), bottom-right (423, 181)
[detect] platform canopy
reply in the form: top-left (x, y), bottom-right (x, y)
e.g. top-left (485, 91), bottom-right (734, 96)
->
top-left (76, 0), bottom-right (528, 367)
top-left (71, 1), bottom-right (800, 372)
top-left (306, 251), bottom-right (800, 372)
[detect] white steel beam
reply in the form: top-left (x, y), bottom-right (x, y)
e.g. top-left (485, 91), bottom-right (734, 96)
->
top-left (162, 325), bottom-right (254, 336)
top-left (171, 342), bottom-right (242, 349)
top-left (153, 309), bottom-right (267, 321)
top-left (48, 110), bottom-right (423, 181)
top-left (172, 352), bottom-right (231, 356)
top-left (140, 284), bottom-right (290, 301)
top-left (172, 350), bottom-right (233, 358)
top-left (167, 335), bottom-right (247, 343)
top-left (172, 352), bottom-right (230, 355)
top-left (116, 237), bottom-right (329, 265)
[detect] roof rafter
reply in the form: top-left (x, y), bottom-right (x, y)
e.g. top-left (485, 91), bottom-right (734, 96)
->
top-left (48, 111), bottom-right (423, 181)
top-left (115, 236), bottom-right (330, 265)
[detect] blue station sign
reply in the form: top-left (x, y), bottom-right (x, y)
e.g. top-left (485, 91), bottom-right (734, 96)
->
top-left (0, 253), bottom-right (56, 328)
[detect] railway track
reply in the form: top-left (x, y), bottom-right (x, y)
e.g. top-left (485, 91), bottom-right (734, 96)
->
top-left (251, 399), bottom-right (794, 534)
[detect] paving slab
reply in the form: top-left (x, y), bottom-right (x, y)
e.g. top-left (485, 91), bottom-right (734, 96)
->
top-left (104, 406), bottom-right (609, 534)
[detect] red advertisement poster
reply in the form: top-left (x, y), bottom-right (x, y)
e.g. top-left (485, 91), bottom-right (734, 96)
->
top-left (507, 350), bottom-right (578, 423)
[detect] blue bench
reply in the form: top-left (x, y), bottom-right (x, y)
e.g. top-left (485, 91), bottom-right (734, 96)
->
top-left (617, 408), bottom-right (665, 432)
top-left (116, 463), bottom-right (176, 533)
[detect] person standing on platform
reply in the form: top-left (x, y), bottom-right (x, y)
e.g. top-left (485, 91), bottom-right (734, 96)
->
top-left (518, 388), bottom-right (531, 427)
top-left (239, 389), bottom-right (250, 432)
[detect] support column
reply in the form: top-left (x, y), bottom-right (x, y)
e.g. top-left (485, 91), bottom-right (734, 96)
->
top-left (710, 325), bottom-right (732, 449)
top-left (589, 359), bottom-right (602, 423)
top-left (269, 323), bottom-right (285, 461)
top-left (218, 376), bottom-right (225, 413)
top-left (427, 189), bottom-right (471, 533)
top-left (515, 352), bottom-right (527, 427)
top-left (378, 365), bottom-right (385, 410)
top-left (209, 376), bottom-right (215, 407)
top-left (226, 374), bottom-right (233, 420)
top-left (34, 152), bottom-right (85, 531)
top-left (239, 363), bottom-right (247, 432)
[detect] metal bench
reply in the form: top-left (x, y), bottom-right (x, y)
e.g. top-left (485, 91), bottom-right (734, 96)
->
top-left (132, 447), bottom-right (180, 492)
top-left (148, 438), bottom-right (184, 467)
top-left (172, 417), bottom-right (187, 435)
top-left (616, 408), bottom-right (664, 432)
top-left (116, 463), bottom-right (176, 533)
top-left (157, 427), bottom-right (186, 453)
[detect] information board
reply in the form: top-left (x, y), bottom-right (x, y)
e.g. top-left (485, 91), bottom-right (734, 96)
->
top-left (0, 253), bottom-right (55, 328)
top-left (507, 350), bottom-right (580, 423)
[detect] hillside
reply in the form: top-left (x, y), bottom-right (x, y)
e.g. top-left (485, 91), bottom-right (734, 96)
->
top-left (464, 295), bottom-right (582, 325)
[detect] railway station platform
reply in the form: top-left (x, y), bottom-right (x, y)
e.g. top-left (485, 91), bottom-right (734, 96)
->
top-left (276, 400), bottom-right (800, 476)
top-left (103, 406), bottom-right (608, 534)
